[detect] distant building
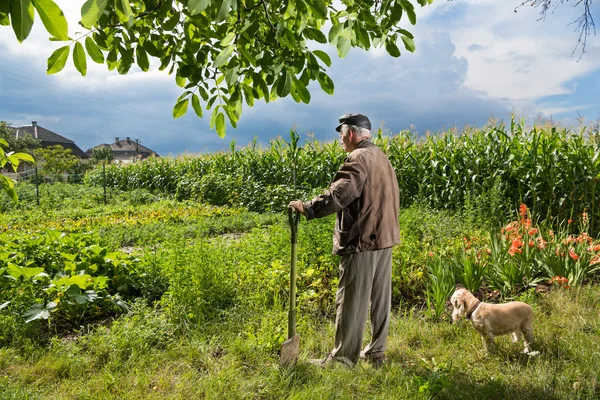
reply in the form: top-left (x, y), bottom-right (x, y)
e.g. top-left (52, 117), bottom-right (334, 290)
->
top-left (12, 121), bottom-right (88, 158)
top-left (86, 137), bottom-right (159, 163)
top-left (1, 121), bottom-right (88, 178)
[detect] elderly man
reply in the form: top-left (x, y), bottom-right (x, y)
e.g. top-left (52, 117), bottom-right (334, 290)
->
top-left (288, 113), bottom-right (400, 368)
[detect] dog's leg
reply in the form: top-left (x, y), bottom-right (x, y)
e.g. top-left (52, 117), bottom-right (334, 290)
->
top-left (522, 323), bottom-right (534, 354)
top-left (481, 333), bottom-right (495, 353)
top-left (511, 331), bottom-right (521, 343)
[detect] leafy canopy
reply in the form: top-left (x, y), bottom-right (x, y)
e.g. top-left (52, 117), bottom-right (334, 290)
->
top-left (1, 0), bottom-right (432, 137)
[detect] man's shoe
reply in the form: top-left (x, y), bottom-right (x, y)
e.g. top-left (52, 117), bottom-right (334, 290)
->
top-left (308, 353), bottom-right (336, 368)
top-left (308, 353), bottom-right (352, 368)
top-left (359, 351), bottom-right (386, 368)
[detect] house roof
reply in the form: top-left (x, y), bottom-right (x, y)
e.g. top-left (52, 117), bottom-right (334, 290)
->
top-left (12, 123), bottom-right (89, 158)
top-left (86, 137), bottom-right (159, 156)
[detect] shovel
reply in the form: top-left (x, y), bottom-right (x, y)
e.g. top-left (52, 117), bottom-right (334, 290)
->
top-left (280, 208), bottom-right (300, 366)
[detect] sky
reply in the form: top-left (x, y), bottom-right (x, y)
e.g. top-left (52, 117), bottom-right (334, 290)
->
top-left (1, 0), bottom-right (600, 156)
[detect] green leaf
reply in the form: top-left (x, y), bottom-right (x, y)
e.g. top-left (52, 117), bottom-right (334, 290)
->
top-left (214, 45), bottom-right (234, 68)
top-left (276, 70), bottom-right (292, 97)
top-left (191, 93), bottom-right (203, 117)
top-left (312, 50), bottom-right (331, 67)
top-left (136, 46), bottom-right (149, 71)
top-left (0, 1), bottom-right (10, 26)
top-left (175, 75), bottom-right (186, 88)
top-left (306, 0), bottom-right (327, 19)
top-left (317, 71), bottom-right (334, 95)
top-left (293, 77), bottom-right (310, 104)
top-left (400, 0), bottom-right (416, 25)
top-left (221, 32), bottom-right (236, 46)
top-left (13, 152), bottom-right (34, 163)
top-left (328, 23), bottom-right (342, 43)
top-left (172, 98), bottom-right (189, 119)
top-left (73, 41), bottom-right (87, 76)
top-left (304, 27), bottom-right (327, 44)
top-left (46, 45), bottom-right (69, 74)
top-left (106, 48), bottom-right (118, 70)
top-left (385, 38), bottom-right (401, 57)
top-left (336, 29), bottom-right (351, 59)
top-left (210, 106), bottom-right (218, 129)
top-left (31, 0), bottom-right (67, 40)
top-left (9, 0), bottom-right (35, 42)
top-left (390, 2), bottom-right (403, 25)
top-left (84, 37), bottom-right (104, 63)
top-left (80, 0), bottom-right (108, 28)
top-left (216, 0), bottom-right (231, 23)
top-left (401, 35), bottom-right (415, 52)
top-left (115, 0), bottom-right (133, 25)
top-left (162, 12), bottom-right (179, 30)
top-left (188, 0), bottom-right (209, 16)
top-left (23, 303), bottom-right (50, 323)
top-left (215, 112), bottom-right (226, 138)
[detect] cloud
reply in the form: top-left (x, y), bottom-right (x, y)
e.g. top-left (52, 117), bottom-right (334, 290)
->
top-left (1, 0), bottom-right (599, 155)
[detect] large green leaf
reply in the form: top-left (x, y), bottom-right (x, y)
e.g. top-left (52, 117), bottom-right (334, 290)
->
top-left (214, 45), bottom-right (234, 68)
top-left (215, 112), bottom-right (226, 138)
top-left (400, 0), bottom-right (416, 25)
top-left (317, 71), bottom-right (334, 95)
top-left (32, 0), bottom-right (68, 40)
top-left (293, 77), bottom-right (310, 104)
top-left (73, 41), bottom-right (87, 76)
top-left (85, 36), bottom-right (104, 63)
top-left (191, 93), bottom-right (203, 117)
top-left (80, 0), bottom-right (108, 28)
top-left (312, 50), bottom-right (331, 67)
top-left (9, 0), bottom-right (35, 42)
top-left (216, 0), bottom-right (231, 23)
top-left (336, 28), bottom-right (351, 59)
top-left (115, 0), bottom-right (133, 25)
top-left (136, 45), bottom-right (149, 71)
top-left (172, 98), bottom-right (189, 119)
top-left (46, 45), bottom-right (69, 74)
top-left (328, 23), bottom-right (342, 43)
top-left (276, 70), bottom-right (292, 97)
top-left (385, 38), bottom-right (401, 57)
top-left (23, 303), bottom-right (51, 323)
top-left (401, 35), bottom-right (415, 52)
top-left (188, 0), bottom-right (209, 16)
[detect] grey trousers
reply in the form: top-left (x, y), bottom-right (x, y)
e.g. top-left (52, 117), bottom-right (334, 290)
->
top-left (330, 248), bottom-right (392, 366)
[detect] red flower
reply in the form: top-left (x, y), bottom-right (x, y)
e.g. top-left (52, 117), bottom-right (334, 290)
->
top-left (590, 255), bottom-right (600, 266)
top-left (582, 212), bottom-right (589, 224)
top-left (569, 248), bottom-right (579, 261)
top-left (519, 204), bottom-right (528, 216)
top-left (528, 228), bottom-right (538, 235)
top-left (568, 219), bottom-right (573, 224)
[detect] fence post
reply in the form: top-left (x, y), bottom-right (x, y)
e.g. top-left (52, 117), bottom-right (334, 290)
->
top-left (35, 166), bottom-right (40, 206)
top-left (103, 162), bottom-right (107, 205)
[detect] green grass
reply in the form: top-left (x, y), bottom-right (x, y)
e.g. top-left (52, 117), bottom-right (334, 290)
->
top-left (2, 185), bottom-right (600, 399)
top-left (1, 287), bottom-right (599, 399)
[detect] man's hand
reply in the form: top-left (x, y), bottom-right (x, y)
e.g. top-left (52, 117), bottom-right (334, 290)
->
top-left (288, 200), bottom-right (305, 215)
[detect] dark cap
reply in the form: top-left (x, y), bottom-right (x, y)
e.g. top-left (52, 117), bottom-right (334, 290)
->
top-left (335, 113), bottom-right (371, 132)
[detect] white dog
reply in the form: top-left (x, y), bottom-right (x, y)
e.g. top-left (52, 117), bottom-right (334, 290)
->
top-left (450, 288), bottom-right (534, 354)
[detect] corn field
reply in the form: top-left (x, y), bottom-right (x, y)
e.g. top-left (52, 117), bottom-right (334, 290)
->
top-left (85, 121), bottom-right (600, 233)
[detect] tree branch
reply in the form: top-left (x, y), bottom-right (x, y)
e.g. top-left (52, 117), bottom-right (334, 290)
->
top-left (515, 0), bottom-right (596, 60)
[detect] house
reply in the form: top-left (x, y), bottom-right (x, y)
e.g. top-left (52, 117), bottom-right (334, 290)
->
top-left (1, 121), bottom-right (88, 178)
top-left (86, 137), bottom-right (159, 163)
top-left (12, 121), bottom-right (89, 159)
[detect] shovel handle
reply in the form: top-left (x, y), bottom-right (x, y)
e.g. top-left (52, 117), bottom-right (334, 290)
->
top-left (288, 207), bottom-right (300, 244)
top-left (287, 208), bottom-right (300, 339)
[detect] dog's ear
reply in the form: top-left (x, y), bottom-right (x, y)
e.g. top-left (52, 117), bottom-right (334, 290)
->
top-left (455, 283), bottom-right (465, 290)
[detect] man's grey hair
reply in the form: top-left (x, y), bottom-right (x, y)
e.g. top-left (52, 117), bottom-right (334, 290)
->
top-left (344, 124), bottom-right (371, 139)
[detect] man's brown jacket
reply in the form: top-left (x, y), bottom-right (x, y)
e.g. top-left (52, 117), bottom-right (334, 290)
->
top-left (303, 140), bottom-right (400, 255)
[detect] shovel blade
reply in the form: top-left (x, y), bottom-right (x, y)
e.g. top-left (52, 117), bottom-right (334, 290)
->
top-left (280, 334), bottom-right (300, 366)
